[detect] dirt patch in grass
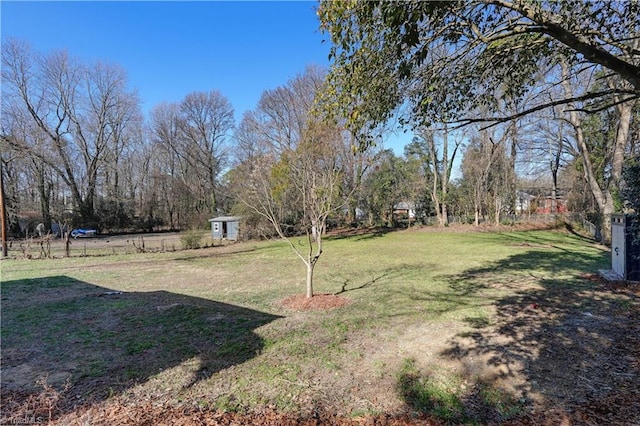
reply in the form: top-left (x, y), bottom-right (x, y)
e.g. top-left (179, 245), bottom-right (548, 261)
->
top-left (281, 293), bottom-right (351, 311)
top-left (438, 274), bottom-right (640, 424)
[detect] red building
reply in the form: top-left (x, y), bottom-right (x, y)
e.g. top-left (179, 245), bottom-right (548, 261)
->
top-left (536, 196), bottom-right (568, 214)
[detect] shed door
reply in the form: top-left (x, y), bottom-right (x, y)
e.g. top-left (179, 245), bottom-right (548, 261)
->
top-left (228, 222), bottom-right (238, 240)
top-left (612, 217), bottom-right (626, 278)
top-left (212, 222), bottom-right (222, 239)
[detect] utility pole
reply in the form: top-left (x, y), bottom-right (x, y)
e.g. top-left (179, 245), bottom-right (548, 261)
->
top-left (0, 160), bottom-right (8, 257)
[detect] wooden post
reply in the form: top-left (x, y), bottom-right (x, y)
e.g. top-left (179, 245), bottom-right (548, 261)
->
top-left (65, 231), bottom-right (71, 257)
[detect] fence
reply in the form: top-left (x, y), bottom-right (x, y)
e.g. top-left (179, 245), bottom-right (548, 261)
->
top-left (2, 231), bottom-right (219, 260)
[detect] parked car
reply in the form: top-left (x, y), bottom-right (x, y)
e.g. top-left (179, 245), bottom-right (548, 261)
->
top-left (70, 228), bottom-right (97, 238)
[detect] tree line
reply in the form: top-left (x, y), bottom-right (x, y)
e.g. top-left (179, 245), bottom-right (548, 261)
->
top-left (317, 0), bottom-right (639, 239)
top-left (1, 1), bottom-right (638, 245)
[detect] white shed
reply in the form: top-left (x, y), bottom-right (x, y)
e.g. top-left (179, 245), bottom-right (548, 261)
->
top-left (611, 214), bottom-right (640, 281)
top-left (208, 216), bottom-right (241, 241)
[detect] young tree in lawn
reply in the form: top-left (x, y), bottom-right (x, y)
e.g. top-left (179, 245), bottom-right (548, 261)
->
top-left (233, 67), bottom-right (351, 298)
top-left (238, 121), bottom-right (346, 299)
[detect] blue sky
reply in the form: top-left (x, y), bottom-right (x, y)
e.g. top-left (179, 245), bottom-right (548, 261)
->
top-left (1, 1), bottom-right (410, 153)
top-left (1, 2), bottom-right (325, 116)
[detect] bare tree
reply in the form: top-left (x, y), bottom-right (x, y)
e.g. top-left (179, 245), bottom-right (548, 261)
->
top-left (178, 91), bottom-right (234, 216)
top-left (149, 102), bottom-right (191, 229)
top-left (148, 91), bottom-right (234, 227)
top-left (522, 105), bottom-right (574, 215)
top-left (460, 129), bottom-right (514, 225)
top-left (461, 135), bottom-right (493, 226)
top-left (233, 67), bottom-right (352, 298)
top-left (2, 39), bottom-right (140, 226)
top-left (414, 126), bottom-right (462, 226)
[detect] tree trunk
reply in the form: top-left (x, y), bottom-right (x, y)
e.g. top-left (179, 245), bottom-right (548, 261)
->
top-left (610, 79), bottom-right (634, 185)
top-left (550, 136), bottom-right (561, 215)
top-left (36, 166), bottom-right (52, 234)
top-left (441, 127), bottom-right (449, 226)
top-left (570, 112), bottom-right (615, 242)
top-left (561, 61), bottom-right (629, 244)
top-left (210, 188), bottom-right (217, 216)
top-left (474, 203), bottom-right (480, 226)
top-left (304, 218), bottom-right (324, 299)
top-left (425, 129), bottom-right (443, 226)
top-left (509, 123), bottom-right (518, 214)
top-left (348, 157), bottom-right (364, 225)
top-left (306, 260), bottom-right (314, 299)
top-left (0, 164), bottom-right (7, 258)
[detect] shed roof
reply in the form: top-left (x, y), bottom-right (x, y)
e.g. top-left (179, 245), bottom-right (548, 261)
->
top-left (208, 216), bottom-right (241, 222)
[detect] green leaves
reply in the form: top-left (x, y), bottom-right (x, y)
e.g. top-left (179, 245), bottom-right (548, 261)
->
top-left (318, 0), bottom-right (639, 147)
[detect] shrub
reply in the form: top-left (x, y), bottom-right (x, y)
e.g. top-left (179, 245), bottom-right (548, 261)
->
top-left (180, 230), bottom-right (203, 249)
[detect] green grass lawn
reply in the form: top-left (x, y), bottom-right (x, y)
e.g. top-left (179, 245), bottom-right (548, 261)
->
top-left (2, 227), bottom-right (621, 423)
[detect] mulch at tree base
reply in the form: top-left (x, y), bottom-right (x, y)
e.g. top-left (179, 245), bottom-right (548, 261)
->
top-left (281, 293), bottom-right (351, 311)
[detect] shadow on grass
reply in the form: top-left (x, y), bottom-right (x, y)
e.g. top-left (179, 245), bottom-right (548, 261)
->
top-left (332, 272), bottom-right (391, 295)
top-left (325, 226), bottom-right (400, 242)
top-left (405, 232), bottom-right (640, 423)
top-left (175, 246), bottom-right (258, 262)
top-left (1, 276), bottom-right (282, 417)
top-left (397, 358), bottom-right (524, 424)
top-left (328, 265), bottom-right (421, 295)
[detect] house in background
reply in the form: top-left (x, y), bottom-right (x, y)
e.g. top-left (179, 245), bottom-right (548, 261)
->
top-left (536, 195), bottom-right (569, 214)
top-left (516, 191), bottom-right (536, 214)
top-left (393, 202), bottom-right (416, 219)
top-left (516, 189), bottom-right (569, 214)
